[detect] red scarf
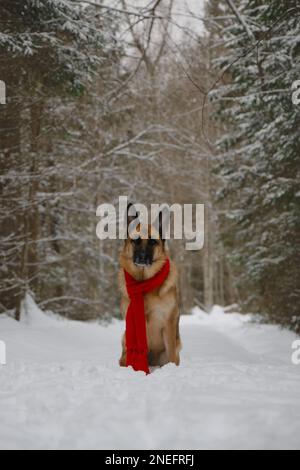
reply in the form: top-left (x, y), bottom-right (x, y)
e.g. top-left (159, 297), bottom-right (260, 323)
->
top-left (124, 258), bottom-right (170, 375)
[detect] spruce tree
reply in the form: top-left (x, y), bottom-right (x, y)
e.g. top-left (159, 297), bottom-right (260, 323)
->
top-left (209, 0), bottom-right (300, 330)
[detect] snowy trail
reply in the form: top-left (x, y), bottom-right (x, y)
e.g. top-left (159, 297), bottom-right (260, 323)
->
top-left (0, 297), bottom-right (299, 450)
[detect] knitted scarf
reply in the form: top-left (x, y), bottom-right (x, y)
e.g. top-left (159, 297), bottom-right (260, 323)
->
top-left (124, 258), bottom-right (170, 374)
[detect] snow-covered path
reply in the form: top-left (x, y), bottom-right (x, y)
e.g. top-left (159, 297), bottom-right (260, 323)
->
top-left (0, 297), bottom-right (299, 450)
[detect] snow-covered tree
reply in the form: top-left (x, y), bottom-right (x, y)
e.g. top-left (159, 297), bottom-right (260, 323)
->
top-left (209, 0), bottom-right (300, 330)
top-left (0, 0), bottom-right (120, 319)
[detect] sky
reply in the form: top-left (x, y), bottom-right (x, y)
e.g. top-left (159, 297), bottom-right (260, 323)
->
top-left (171, 0), bottom-right (206, 36)
top-left (118, 0), bottom-right (206, 54)
top-left (101, 0), bottom-right (206, 61)
top-left (116, 0), bottom-right (206, 40)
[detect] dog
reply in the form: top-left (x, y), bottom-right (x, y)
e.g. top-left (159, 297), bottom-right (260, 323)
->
top-left (119, 205), bottom-right (181, 368)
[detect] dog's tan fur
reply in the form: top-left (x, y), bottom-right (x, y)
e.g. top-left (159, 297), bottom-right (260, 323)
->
top-left (119, 225), bottom-right (181, 368)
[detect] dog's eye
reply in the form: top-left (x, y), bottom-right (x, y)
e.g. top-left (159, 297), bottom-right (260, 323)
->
top-left (148, 238), bottom-right (158, 246)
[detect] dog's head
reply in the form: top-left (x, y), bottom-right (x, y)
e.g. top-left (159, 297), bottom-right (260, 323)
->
top-left (120, 204), bottom-right (167, 275)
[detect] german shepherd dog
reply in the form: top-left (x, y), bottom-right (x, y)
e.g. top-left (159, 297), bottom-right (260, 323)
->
top-left (119, 205), bottom-right (181, 368)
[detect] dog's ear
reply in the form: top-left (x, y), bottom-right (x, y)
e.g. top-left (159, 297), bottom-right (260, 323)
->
top-left (160, 206), bottom-right (171, 241)
top-left (152, 209), bottom-right (168, 241)
top-left (127, 203), bottom-right (138, 236)
top-left (159, 210), bottom-right (167, 242)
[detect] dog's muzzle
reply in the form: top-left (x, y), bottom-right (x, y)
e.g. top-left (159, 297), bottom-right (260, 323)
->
top-left (134, 250), bottom-right (152, 267)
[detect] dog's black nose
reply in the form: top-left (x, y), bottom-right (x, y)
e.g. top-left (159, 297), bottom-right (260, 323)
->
top-left (137, 251), bottom-right (147, 262)
top-left (134, 249), bottom-right (151, 266)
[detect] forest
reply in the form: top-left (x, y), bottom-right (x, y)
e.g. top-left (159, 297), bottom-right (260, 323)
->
top-left (0, 0), bottom-right (299, 332)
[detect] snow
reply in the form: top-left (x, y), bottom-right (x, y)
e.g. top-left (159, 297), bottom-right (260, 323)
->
top-left (0, 295), bottom-right (299, 450)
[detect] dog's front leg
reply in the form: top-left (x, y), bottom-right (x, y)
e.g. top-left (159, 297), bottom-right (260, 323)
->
top-left (119, 296), bottom-right (129, 367)
top-left (163, 313), bottom-right (180, 366)
top-left (119, 332), bottom-right (127, 367)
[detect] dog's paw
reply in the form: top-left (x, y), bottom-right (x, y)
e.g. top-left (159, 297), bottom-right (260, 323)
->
top-left (119, 356), bottom-right (126, 367)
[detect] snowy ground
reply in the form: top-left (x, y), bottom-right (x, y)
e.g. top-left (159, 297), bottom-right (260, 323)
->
top-left (0, 295), bottom-right (299, 450)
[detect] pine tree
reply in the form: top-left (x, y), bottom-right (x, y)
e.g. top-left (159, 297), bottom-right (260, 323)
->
top-left (209, 0), bottom-right (300, 330)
